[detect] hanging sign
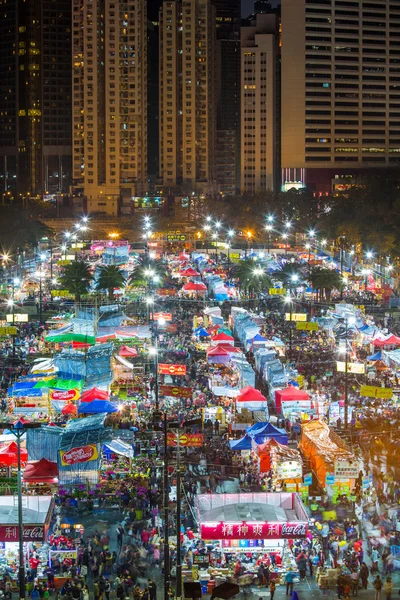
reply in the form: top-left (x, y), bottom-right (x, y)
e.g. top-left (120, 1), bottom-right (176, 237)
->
top-left (50, 389), bottom-right (80, 402)
top-left (160, 385), bottom-right (192, 398)
top-left (60, 444), bottom-right (99, 466)
top-left (336, 362), bottom-right (365, 374)
top-left (296, 322), bottom-right (319, 331)
top-left (167, 433), bottom-right (203, 447)
top-left (158, 364), bottom-right (186, 376)
top-left (269, 288), bottom-right (286, 295)
top-left (285, 313), bottom-right (307, 322)
top-left (201, 521), bottom-right (307, 540)
top-left (360, 385), bottom-right (392, 399)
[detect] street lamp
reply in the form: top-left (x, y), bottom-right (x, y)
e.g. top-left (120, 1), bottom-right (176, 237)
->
top-left (35, 270), bottom-right (45, 323)
top-left (265, 224), bottom-right (273, 254)
top-left (245, 231), bottom-right (252, 258)
top-left (340, 316), bottom-right (356, 430)
top-left (284, 294), bottom-right (293, 358)
top-left (0, 420), bottom-right (41, 600)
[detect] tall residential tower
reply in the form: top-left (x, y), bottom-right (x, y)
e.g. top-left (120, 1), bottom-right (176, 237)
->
top-left (159, 0), bottom-right (217, 196)
top-left (72, 0), bottom-right (147, 215)
top-left (281, 0), bottom-right (400, 193)
top-left (0, 0), bottom-right (72, 199)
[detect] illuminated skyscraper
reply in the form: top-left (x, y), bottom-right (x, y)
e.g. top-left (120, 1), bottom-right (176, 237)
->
top-left (0, 0), bottom-right (72, 198)
top-left (72, 0), bottom-right (147, 215)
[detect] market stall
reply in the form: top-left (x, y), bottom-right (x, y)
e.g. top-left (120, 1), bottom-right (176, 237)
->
top-left (299, 420), bottom-right (359, 500)
top-left (194, 492), bottom-right (308, 590)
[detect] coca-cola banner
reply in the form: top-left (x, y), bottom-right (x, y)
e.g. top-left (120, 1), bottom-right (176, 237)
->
top-left (0, 525), bottom-right (44, 542)
top-left (201, 521), bottom-right (307, 540)
top-left (59, 444), bottom-right (98, 466)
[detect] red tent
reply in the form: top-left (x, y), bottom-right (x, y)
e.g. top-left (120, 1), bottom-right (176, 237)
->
top-left (236, 386), bottom-right (266, 402)
top-left (119, 345), bottom-right (138, 357)
top-left (214, 344), bottom-right (241, 353)
top-left (61, 403), bottom-right (77, 415)
top-left (179, 268), bottom-right (201, 277)
top-left (182, 282), bottom-right (207, 292)
top-left (179, 253), bottom-right (190, 261)
top-left (0, 441), bottom-right (28, 467)
top-left (211, 332), bottom-right (234, 344)
top-left (275, 386), bottom-right (310, 411)
top-left (373, 334), bottom-right (400, 347)
top-left (80, 387), bottom-right (109, 402)
top-left (206, 346), bottom-right (229, 356)
top-left (23, 458), bottom-right (58, 483)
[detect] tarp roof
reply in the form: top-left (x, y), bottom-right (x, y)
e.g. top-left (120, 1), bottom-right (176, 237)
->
top-left (247, 422), bottom-right (288, 445)
top-left (275, 386), bottom-right (310, 401)
top-left (195, 328), bottom-right (210, 337)
top-left (118, 345), bottom-right (138, 357)
top-left (61, 403), bottom-right (77, 415)
top-left (81, 387), bottom-right (109, 402)
top-left (212, 332), bottom-right (234, 341)
top-left (367, 350), bottom-right (382, 361)
top-left (46, 333), bottom-right (96, 345)
top-left (103, 439), bottom-right (134, 458)
top-left (59, 414), bottom-right (113, 451)
top-left (78, 400), bottom-right (118, 414)
top-left (236, 386), bottom-right (266, 402)
top-left (179, 268), bottom-right (200, 276)
top-left (207, 346), bottom-right (229, 356)
top-left (373, 334), bottom-right (400, 347)
top-left (182, 281), bottom-right (207, 291)
top-left (23, 458), bottom-right (58, 483)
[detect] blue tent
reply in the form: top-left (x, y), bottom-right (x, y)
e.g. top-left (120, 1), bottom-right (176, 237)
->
top-left (78, 400), bottom-right (118, 414)
top-left (246, 422), bottom-right (288, 445)
top-left (195, 327), bottom-right (210, 337)
top-left (367, 350), bottom-right (382, 361)
top-left (229, 433), bottom-right (268, 450)
top-left (250, 333), bottom-right (269, 343)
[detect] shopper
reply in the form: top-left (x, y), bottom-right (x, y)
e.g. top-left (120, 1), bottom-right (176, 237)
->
top-left (270, 580), bottom-right (276, 600)
top-left (374, 575), bottom-right (383, 600)
top-left (285, 569), bottom-right (295, 596)
top-left (384, 577), bottom-right (392, 600)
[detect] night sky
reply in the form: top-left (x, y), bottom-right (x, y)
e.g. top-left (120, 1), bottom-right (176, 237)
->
top-left (241, 0), bottom-right (279, 17)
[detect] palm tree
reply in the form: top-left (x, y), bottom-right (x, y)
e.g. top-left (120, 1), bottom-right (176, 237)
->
top-left (309, 267), bottom-right (343, 302)
top-left (129, 257), bottom-right (166, 289)
top-left (95, 265), bottom-right (126, 301)
top-left (234, 260), bottom-right (273, 296)
top-left (59, 261), bottom-right (93, 306)
top-left (273, 263), bottom-right (304, 287)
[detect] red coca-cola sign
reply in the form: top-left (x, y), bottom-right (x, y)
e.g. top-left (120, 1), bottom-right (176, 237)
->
top-left (60, 444), bottom-right (98, 466)
top-left (0, 525), bottom-right (44, 542)
top-left (201, 521), bottom-right (307, 540)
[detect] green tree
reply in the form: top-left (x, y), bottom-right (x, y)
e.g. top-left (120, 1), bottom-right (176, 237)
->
top-left (95, 265), bottom-right (126, 301)
top-left (309, 267), bottom-right (343, 302)
top-left (129, 257), bottom-right (166, 289)
top-left (234, 259), bottom-right (273, 296)
top-left (273, 263), bottom-right (304, 287)
top-left (59, 261), bottom-right (93, 305)
top-left (0, 205), bottom-right (52, 253)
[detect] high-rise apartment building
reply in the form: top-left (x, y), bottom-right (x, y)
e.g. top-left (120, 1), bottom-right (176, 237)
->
top-left (72, 0), bottom-right (147, 215)
top-left (281, 0), bottom-right (400, 193)
top-left (241, 13), bottom-right (279, 193)
top-left (214, 0), bottom-right (241, 194)
top-left (159, 0), bottom-right (217, 195)
top-left (0, 0), bottom-right (72, 199)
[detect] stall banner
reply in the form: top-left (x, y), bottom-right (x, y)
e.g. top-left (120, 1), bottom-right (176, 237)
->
top-left (6, 314), bottom-right (28, 322)
top-left (50, 389), bottom-right (80, 402)
top-left (0, 526), bottom-right (44, 542)
top-left (60, 444), bottom-right (99, 466)
top-left (275, 460), bottom-right (302, 480)
top-left (334, 459), bottom-right (359, 479)
top-left (160, 385), bottom-right (192, 398)
top-left (285, 313), bottom-right (307, 322)
top-left (50, 550), bottom-right (77, 561)
top-left (157, 289), bottom-right (177, 296)
top-left (167, 433), bottom-right (203, 448)
top-left (201, 521), bottom-right (307, 540)
top-left (269, 288), bottom-right (286, 296)
top-left (158, 364), bottom-right (186, 376)
top-left (336, 361), bottom-right (365, 374)
top-left (325, 473), bottom-right (336, 485)
top-left (0, 326), bottom-right (18, 335)
top-left (360, 385), bottom-right (393, 399)
top-left (153, 312), bottom-right (173, 322)
top-left (303, 473), bottom-right (312, 486)
top-left (296, 322), bottom-right (319, 331)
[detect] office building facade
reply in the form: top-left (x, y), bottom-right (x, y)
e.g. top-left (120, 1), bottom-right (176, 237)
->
top-left (159, 0), bottom-right (217, 196)
top-left (241, 13), bottom-right (279, 193)
top-left (0, 0), bottom-right (72, 199)
top-left (72, 0), bottom-right (147, 215)
top-left (281, 0), bottom-right (400, 193)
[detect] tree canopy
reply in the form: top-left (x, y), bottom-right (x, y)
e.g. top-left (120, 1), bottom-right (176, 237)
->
top-left (95, 265), bottom-right (126, 300)
top-left (58, 261), bottom-right (93, 303)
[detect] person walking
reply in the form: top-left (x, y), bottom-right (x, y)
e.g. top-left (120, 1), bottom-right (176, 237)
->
top-left (270, 580), bottom-right (276, 600)
top-left (285, 569), bottom-right (295, 596)
top-left (374, 575), bottom-right (383, 600)
top-left (384, 576), bottom-right (392, 600)
top-left (360, 563), bottom-right (369, 589)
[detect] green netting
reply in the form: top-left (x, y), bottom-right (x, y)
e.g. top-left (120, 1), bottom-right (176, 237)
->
top-left (46, 333), bottom-right (96, 344)
top-left (34, 378), bottom-right (85, 390)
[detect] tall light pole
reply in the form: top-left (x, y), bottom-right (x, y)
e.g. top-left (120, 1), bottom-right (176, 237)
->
top-left (8, 277), bottom-right (20, 356)
top-left (265, 224), bottom-right (273, 254)
top-left (0, 420), bottom-right (41, 600)
top-left (35, 270), bottom-right (45, 323)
